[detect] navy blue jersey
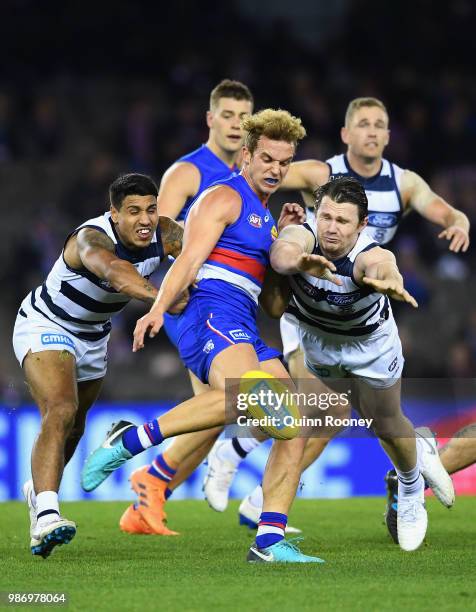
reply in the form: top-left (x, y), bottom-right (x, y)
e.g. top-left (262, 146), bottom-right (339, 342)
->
top-left (326, 154), bottom-right (405, 244)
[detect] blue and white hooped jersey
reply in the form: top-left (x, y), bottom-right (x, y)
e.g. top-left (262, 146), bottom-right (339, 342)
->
top-left (176, 145), bottom-right (239, 222)
top-left (196, 174), bottom-right (278, 304)
top-left (26, 213), bottom-right (164, 341)
top-left (287, 226), bottom-right (391, 337)
top-left (326, 153), bottom-right (405, 245)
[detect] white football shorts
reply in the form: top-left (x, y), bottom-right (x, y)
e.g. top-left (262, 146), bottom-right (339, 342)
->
top-left (299, 316), bottom-right (404, 389)
top-left (280, 313), bottom-right (302, 361)
top-left (12, 299), bottom-right (108, 382)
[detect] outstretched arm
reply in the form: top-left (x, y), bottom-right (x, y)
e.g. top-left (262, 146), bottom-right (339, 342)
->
top-left (270, 225), bottom-right (341, 284)
top-left (281, 159), bottom-right (330, 192)
top-left (354, 246), bottom-right (418, 308)
top-left (401, 170), bottom-right (470, 252)
top-left (73, 228), bottom-right (158, 303)
top-left (132, 185), bottom-right (241, 351)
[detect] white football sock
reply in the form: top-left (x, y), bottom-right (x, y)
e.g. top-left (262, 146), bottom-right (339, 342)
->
top-left (395, 464), bottom-right (423, 497)
top-left (248, 484), bottom-right (263, 509)
top-left (216, 440), bottom-right (243, 466)
top-left (36, 491), bottom-right (60, 528)
top-left (238, 437), bottom-right (261, 454)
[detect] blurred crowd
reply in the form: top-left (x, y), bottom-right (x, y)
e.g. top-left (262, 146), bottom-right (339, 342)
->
top-left (1, 0), bottom-right (475, 403)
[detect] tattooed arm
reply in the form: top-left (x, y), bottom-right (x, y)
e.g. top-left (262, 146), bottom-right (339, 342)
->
top-left (159, 216), bottom-right (184, 258)
top-left (66, 227), bottom-right (158, 304)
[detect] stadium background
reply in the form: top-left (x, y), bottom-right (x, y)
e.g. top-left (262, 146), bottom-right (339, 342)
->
top-left (1, 0), bottom-right (475, 501)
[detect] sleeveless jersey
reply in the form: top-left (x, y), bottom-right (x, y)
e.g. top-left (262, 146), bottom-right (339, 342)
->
top-left (27, 213), bottom-right (164, 341)
top-left (196, 174), bottom-right (278, 304)
top-left (326, 153), bottom-right (404, 244)
top-left (176, 145), bottom-right (239, 221)
top-left (287, 225), bottom-right (390, 337)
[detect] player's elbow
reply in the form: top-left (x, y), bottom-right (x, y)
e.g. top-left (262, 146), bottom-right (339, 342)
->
top-left (104, 259), bottom-right (135, 293)
top-left (270, 247), bottom-right (291, 275)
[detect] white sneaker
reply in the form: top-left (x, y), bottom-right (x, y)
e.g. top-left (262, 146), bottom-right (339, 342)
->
top-left (416, 427), bottom-right (455, 508)
top-left (397, 480), bottom-right (428, 552)
top-left (239, 495), bottom-right (302, 534)
top-left (31, 516), bottom-right (77, 558)
top-left (22, 480), bottom-right (38, 544)
top-left (203, 440), bottom-right (237, 512)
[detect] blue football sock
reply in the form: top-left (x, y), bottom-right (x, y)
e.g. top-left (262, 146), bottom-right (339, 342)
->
top-left (256, 512), bottom-right (287, 549)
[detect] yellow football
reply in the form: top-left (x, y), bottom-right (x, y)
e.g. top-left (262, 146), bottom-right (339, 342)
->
top-left (238, 370), bottom-right (301, 440)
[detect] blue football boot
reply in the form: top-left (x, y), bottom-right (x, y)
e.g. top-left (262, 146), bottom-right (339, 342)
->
top-left (81, 421), bottom-right (134, 491)
top-left (247, 537), bottom-right (324, 563)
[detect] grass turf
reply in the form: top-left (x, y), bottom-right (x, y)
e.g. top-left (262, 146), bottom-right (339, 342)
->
top-left (1, 498), bottom-right (475, 612)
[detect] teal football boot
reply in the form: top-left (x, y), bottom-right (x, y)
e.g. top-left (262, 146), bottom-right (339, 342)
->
top-left (247, 537), bottom-right (325, 563)
top-left (81, 421), bottom-right (134, 491)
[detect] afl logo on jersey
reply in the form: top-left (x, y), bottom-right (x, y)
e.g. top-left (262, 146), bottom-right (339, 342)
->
top-left (368, 212), bottom-right (398, 228)
top-left (247, 213), bottom-right (262, 228)
top-left (271, 225), bottom-right (278, 240)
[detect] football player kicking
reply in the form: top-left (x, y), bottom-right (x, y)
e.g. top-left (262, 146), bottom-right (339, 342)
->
top-left (81, 109), bottom-right (330, 562)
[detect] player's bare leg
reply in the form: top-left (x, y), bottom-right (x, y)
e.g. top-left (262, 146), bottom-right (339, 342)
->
top-left (168, 429), bottom-right (222, 490)
top-left (439, 423), bottom-right (476, 474)
top-left (357, 379), bottom-right (426, 551)
top-left (287, 347), bottom-right (313, 380)
top-left (188, 369), bottom-right (210, 395)
top-left (23, 350), bottom-right (94, 556)
top-left (123, 362), bottom-right (218, 533)
top-left (85, 343), bottom-right (311, 552)
top-left (64, 378), bottom-right (103, 464)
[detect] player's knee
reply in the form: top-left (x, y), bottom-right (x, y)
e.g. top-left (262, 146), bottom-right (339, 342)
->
top-left (275, 436), bottom-right (306, 457)
top-left (371, 421), bottom-right (395, 442)
top-left (40, 399), bottom-right (79, 436)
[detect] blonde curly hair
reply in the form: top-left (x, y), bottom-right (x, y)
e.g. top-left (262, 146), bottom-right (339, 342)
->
top-left (241, 108), bottom-right (306, 154)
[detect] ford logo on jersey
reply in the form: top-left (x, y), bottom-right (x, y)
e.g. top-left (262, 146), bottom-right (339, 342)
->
top-left (368, 212), bottom-right (398, 228)
top-left (247, 213), bottom-right (262, 228)
top-left (327, 292), bottom-right (361, 306)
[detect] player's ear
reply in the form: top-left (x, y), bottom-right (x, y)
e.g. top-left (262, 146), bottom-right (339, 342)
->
top-left (341, 126), bottom-right (349, 145)
top-left (206, 110), bottom-right (213, 129)
top-left (242, 146), bottom-right (251, 166)
top-left (384, 129), bottom-right (390, 147)
top-left (358, 215), bottom-right (368, 232)
top-left (110, 204), bottom-right (119, 223)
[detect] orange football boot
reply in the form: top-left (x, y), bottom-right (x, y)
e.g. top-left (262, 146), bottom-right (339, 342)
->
top-left (129, 465), bottom-right (179, 535)
top-left (119, 504), bottom-right (154, 535)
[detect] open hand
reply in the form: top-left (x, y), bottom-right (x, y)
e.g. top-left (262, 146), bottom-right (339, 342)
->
top-left (133, 310), bottom-right (164, 352)
top-left (297, 253), bottom-right (342, 285)
top-left (438, 226), bottom-right (469, 253)
top-left (362, 277), bottom-right (418, 308)
top-left (278, 203), bottom-right (306, 232)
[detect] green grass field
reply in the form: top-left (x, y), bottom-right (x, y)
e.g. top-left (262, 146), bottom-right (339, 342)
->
top-left (1, 498), bottom-right (475, 612)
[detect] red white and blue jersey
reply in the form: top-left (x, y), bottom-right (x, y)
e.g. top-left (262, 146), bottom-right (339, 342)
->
top-left (196, 174), bottom-right (278, 304)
